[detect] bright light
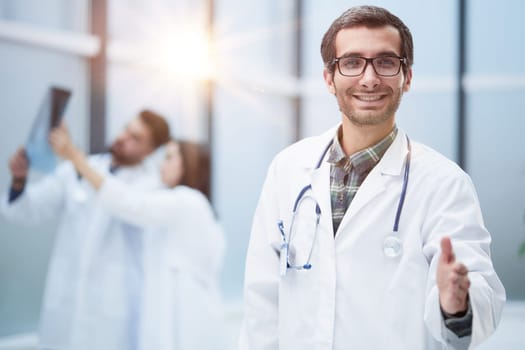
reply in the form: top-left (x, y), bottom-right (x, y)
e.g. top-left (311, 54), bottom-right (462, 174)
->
top-left (109, 7), bottom-right (215, 83)
top-left (147, 27), bottom-right (214, 81)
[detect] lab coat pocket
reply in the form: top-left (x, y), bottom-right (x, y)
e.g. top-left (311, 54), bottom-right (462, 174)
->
top-left (383, 257), bottom-right (428, 346)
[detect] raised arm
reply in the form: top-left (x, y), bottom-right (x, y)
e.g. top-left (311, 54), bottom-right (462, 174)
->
top-left (50, 123), bottom-right (163, 227)
top-left (49, 123), bottom-right (104, 190)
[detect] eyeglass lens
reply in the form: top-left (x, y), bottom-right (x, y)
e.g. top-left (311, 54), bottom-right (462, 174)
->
top-left (337, 56), bottom-right (403, 77)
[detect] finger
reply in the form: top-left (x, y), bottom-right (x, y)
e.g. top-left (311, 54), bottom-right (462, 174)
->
top-left (13, 148), bottom-right (24, 160)
top-left (456, 290), bottom-right (469, 306)
top-left (48, 131), bottom-right (58, 144)
top-left (17, 147), bottom-right (28, 162)
top-left (13, 154), bottom-right (27, 168)
top-left (449, 285), bottom-right (468, 303)
top-left (440, 236), bottom-right (455, 264)
top-left (59, 121), bottom-right (70, 135)
top-left (453, 263), bottom-right (468, 275)
top-left (49, 133), bottom-right (57, 145)
top-left (458, 277), bottom-right (470, 292)
top-left (57, 121), bottom-right (67, 133)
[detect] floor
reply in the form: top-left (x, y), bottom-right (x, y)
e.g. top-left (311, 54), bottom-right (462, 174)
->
top-left (476, 300), bottom-right (525, 349)
top-left (1, 301), bottom-right (523, 349)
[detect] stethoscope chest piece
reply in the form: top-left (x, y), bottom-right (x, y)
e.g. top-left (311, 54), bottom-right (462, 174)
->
top-left (383, 235), bottom-right (403, 258)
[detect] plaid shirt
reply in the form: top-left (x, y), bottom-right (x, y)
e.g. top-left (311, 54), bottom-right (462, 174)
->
top-left (327, 126), bottom-right (398, 234)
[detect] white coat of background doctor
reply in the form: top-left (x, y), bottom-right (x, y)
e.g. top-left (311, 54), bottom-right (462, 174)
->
top-left (49, 128), bottom-right (227, 350)
top-left (1, 110), bottom-right (170, 350)
top-left (240, 5), bottom-right (505, 350)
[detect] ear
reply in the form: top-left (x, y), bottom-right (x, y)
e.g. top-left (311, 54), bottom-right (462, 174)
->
top-left (323, 68), bottom-right (336, 95)
top-left (402, 68), bottom-right (412, 92)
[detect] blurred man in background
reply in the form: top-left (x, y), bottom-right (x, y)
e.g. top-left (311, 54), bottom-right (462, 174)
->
top-left (1, 110), bottom-right (170, 350)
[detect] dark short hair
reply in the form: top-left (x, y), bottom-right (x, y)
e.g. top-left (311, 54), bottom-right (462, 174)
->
top-left (320, 5), bottom-right (413, 75)
top-left (139, 109), bottom-right (171, 149)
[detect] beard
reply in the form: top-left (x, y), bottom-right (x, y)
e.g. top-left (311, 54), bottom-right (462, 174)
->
top-left (109, 140), bottom-right (140, 166)
top-left (334, 84), bottom-right (404, 127)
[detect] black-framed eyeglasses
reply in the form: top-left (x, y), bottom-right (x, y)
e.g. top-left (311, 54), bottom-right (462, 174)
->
top-left (332, 55), bottom-right (407, 77)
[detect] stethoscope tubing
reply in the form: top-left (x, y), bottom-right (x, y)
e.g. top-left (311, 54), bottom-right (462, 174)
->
top-left (280, 132), bottom-right (411, 269)
top-left (393, 136), bottom-right (411, 232)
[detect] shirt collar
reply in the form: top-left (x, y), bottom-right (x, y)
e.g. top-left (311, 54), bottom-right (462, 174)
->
top-left (327, 125), bottom-right (398, 174)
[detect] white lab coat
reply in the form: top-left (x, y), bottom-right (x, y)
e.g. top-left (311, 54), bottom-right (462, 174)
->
top-left (97, 178), bottom-right (227, 350)
top-left (240, 126), bottom-right (505, 350)
top-left (1, 154), bottom-right (160, 350)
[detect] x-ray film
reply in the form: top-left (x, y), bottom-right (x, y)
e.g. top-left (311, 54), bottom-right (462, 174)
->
top-left (26, 86), bottom-right (71, 173)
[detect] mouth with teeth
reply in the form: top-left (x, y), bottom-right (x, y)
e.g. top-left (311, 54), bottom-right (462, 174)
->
top-left (350, 93), bottom-right (388, 108)
top-left (353, 94), bottom-right (386, 101)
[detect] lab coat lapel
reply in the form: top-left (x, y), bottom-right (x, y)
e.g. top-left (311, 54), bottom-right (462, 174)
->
top-left (309, 159), bottom-right (333, 235)
top-left (336, 167), bottom-right (387, 237)
top-left (303, 126), bottom-right (338, 237)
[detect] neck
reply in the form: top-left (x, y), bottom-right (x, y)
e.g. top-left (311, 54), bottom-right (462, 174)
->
top-left (339, 118), bottom-right (395, 156)
top-left (110, 158), bottom-right (123, 168)
top-left (110, 157), bottom-right (141, 169)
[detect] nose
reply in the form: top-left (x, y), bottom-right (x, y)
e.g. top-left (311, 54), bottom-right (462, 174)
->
top-left (117, 130), bottom-right (130, 142)
top-left (359, 61), bottom-right (380, 89)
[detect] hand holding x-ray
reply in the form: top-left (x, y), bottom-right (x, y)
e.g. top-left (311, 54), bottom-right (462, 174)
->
top-left (8, 148), bottom-right (29, 179)
top-left (49, 122), bottom-right (76, 160)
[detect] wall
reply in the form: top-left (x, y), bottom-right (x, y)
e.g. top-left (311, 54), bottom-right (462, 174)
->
top-left (466, 0), bottom-right (525, 299)
top-left (0, 0), bottom-right (90, 336)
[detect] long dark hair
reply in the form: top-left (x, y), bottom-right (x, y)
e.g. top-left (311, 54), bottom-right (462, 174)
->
top-left (177, 140), bottom-right (211, 200)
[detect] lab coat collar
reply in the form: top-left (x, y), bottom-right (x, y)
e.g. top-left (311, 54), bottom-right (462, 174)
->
top-left (301, 125), bottom-right (409, 176)
top-left (376, 129), bottom-right (409, 177)
top-left (301, 125), bottom-right (340, 170)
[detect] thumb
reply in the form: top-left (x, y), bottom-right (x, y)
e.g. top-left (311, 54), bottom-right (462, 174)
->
top-left (59, 120), bottom-right (69, 130)
top-left (440, 236), bottom-right (455, 264)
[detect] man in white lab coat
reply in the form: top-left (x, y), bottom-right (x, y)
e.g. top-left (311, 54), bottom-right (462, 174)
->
top-left (240, 6), bottom-right (505, 350)
top-left (1, 110), bottom-right (170, 350)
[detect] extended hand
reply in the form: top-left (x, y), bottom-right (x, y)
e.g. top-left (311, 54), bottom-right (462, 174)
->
top-left (436, 237), bottom-right (470, 315)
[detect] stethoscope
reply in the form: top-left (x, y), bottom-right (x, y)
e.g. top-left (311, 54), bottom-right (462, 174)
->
top-left (277, 135), bottom-right (411, 276)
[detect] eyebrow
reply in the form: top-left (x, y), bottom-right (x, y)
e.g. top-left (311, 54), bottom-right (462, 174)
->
top-left (338, 50), bottom-right (401, 58)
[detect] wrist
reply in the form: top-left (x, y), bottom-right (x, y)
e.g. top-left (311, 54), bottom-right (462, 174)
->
top-left (441, 294), bottom-right (470, 319)
top-left (11, 176), bottom-right (26, 190)
top-left (442, 307), bottom-right (468, 319)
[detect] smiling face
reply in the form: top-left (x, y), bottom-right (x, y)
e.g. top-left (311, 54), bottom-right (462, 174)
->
top-left (323, 25), bottom-right (412, 128)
